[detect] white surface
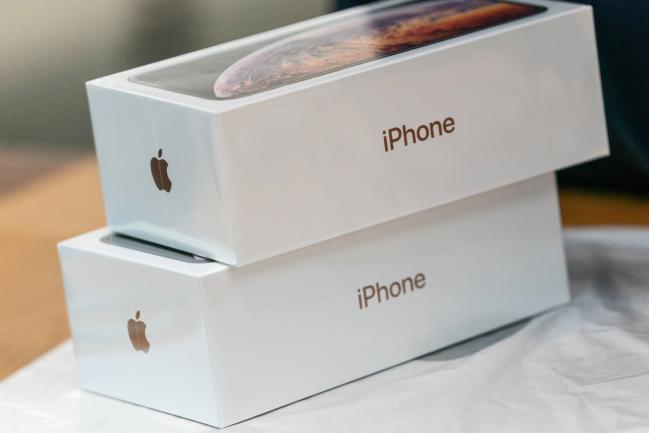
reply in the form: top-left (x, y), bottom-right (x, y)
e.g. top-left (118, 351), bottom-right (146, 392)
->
top-left (3, 227), bottom-right (649, 432)
top-left (58, 174), bottom-right (568, 427)
top-left (88, 1), bottom-right (608, 265)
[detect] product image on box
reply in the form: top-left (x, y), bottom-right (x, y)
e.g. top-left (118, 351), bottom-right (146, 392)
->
top-left (214, 0), bottom-right (545, 98)
top-left (134, 0), bottom-right (546, 99)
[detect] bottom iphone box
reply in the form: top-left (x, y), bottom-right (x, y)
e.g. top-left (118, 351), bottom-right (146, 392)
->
top-left (58, 173), bottom-right (568, 428)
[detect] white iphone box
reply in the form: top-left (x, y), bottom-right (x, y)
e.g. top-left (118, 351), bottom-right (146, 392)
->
top-left (59, 174), bottom-right (569, 427)
top-left (86, 0), bottom-right (608, 266)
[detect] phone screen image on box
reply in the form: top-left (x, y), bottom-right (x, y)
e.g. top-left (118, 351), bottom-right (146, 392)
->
top-left (131, 0), bottom-right (546, 100)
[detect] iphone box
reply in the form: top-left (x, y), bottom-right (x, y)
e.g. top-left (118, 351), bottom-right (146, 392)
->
top-left (86, 0), bottom-right (607, 266)
top-left (59, 174), bottom-right (569, 427)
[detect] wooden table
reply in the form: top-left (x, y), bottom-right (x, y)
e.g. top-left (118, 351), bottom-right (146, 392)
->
top-left (1, 156), bottom-right (648, 380)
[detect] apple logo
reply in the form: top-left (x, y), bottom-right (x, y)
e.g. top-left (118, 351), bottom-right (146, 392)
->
top-left (127, 310), bottom-right (150, 353)
top-left (150, 149), bottom-right (172, 192)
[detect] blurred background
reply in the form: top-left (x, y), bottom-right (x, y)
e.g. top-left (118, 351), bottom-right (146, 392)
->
top-left (0, 0), bottom-right (335, 188)
top-left (1, 0), bottom-right (648, 379)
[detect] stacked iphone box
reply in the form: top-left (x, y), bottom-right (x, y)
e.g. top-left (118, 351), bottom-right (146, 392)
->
top-left (59, 0), bottom-right (608, 427)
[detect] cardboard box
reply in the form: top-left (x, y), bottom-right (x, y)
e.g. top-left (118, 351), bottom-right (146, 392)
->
top-left (59, 174), bottom-right (569, 427)
top-left (86, 0), bottom-right (607, 266)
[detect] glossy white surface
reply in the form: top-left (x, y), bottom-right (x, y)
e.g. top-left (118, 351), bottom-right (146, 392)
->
top-left (87, 0), bottom-right (608, 265)
top-left (59, 174), bottom-right (569, 427)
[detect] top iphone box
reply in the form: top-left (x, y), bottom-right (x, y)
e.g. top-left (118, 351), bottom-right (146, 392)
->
top-left (87, 0), bottom-right (608, 266)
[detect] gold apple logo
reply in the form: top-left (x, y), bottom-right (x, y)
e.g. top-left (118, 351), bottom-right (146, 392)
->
top-left (127, 310), bottom-right (150, 353)
top-left (150, 149), bottom-right (172, 192)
